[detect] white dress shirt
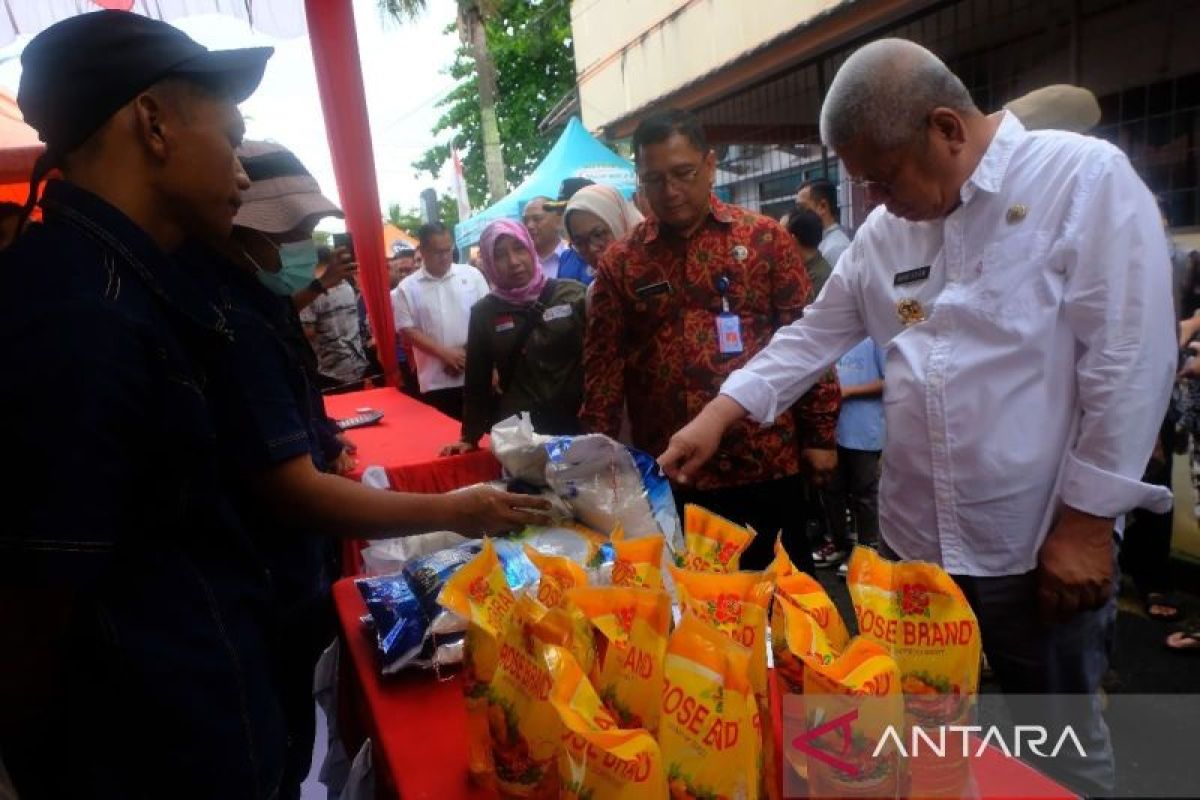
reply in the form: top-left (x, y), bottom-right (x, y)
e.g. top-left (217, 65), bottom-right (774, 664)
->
top-left (539, 240), bottom-right (568, 279)
top-left (819, 223), bottom-right (851, 268)
top-left (723, 112), bottom-right (1175, 576)
top-left (392, 263), bottom-right (489, 393)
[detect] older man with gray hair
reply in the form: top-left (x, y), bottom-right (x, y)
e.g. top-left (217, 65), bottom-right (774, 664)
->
top-left (660, 38), bottom-right (1175, 794)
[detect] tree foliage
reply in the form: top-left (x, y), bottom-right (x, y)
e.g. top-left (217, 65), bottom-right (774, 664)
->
top-left (413, 0), bottom-right (575, 209)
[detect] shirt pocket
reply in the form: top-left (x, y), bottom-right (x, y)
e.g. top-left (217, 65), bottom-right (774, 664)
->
top-left (973, 230), bottom-right (1059, 323)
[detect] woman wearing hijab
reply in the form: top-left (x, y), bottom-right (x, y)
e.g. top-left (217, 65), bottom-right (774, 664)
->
top-left (562, 183), bottom-right (645, 270)
top-left (442, 219), bottom-right (588, 454)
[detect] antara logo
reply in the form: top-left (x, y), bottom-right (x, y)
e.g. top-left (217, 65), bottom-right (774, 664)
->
top-left (791, 709), bottom-right (1088, 777)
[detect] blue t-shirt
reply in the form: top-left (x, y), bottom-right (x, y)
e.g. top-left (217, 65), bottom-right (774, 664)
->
top-left (836, 338), bottom-right (885, 451)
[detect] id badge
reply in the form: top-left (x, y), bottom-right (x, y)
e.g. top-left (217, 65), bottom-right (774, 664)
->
top-left (716, 312), bottom-right (744, 355)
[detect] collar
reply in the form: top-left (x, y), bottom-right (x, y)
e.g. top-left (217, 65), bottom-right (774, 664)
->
top-left (418, 264), bottom-right (459, 282)
top-left (39, 180), bottom-right (230, 337)
top-left (823, 222), bottom-right (843, 235)
top-left (641, 194), bottom-right (733, 244)
top-left (960, 110), bottom-right (1026, 205)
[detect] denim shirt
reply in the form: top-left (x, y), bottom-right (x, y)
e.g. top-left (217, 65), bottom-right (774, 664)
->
top-left (0, 180), bottom-right (284, 798)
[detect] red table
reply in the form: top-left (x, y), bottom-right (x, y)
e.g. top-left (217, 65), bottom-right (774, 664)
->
top-left (334, 579), bottom-right (1077, 800)
top-left (324, 388), bottom-right (502, 574)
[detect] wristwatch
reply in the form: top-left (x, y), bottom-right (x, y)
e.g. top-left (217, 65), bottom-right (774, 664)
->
top-left (308, 278), bottom-right (327, 295)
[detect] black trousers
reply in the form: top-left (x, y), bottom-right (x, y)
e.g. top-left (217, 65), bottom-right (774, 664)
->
top-left (1119, 416), bottom-right (1177, 597)
top-left (421, 386), bottom-right (464, 422)
top-left (674, 474), bottom-right (815, 572)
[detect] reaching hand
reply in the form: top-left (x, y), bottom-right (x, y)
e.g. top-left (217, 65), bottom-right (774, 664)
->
top-left (336, 432), bottom-right (358, 455)
top-left (1180, 341), bottom-right (1200, 379)
top-left (452, 485), bottom-right (551, 536)
top-left (440, 441), bottom-right (478, 457)
top-left (658, 395), bottom-right (746, 485)
top-left (331, 449), bottom-right (357, 476)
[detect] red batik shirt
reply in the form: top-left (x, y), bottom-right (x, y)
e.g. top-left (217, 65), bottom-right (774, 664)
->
top-left (581, 196), bottom-right (841, 491)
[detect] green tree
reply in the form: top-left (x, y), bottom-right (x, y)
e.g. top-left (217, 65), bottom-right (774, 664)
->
top-left (377, 0), bottom-right (508, 200)
top-left (386, 202), bottom-right (425, 233)
top-left (408, 0), bottom-right (576, 208)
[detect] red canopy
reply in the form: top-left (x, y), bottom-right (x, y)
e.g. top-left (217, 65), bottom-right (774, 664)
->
top-left (0, 1), bottom-right (399, 385)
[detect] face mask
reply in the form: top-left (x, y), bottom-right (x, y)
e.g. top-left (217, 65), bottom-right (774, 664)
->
top-left (256, 239), bottom-right (319, 296)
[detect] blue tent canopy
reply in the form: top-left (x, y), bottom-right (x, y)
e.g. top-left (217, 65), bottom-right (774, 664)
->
top-left (454, 116), bottom-right (636, 252)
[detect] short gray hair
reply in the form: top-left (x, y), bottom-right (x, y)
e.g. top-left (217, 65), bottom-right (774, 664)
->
top-left (820, 38), bottom-right (977, 151)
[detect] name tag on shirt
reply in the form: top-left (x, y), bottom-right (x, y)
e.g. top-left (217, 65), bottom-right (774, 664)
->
top-left (634, 280), bottom-right (672, 298)
top-left (494, 314), bottom-right (516, 333)
top-left (542, 304), bottom-right (572, 322)
top-left (894, 265), bottom-right (932, 286)
top-left (716, 313), bottom-right (744, 355)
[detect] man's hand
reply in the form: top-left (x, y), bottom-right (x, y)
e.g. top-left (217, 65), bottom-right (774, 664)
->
top-left (440, 346), bottom-right (467, 375)
top-left (1179, 316), bottom-right (1200, 348)
top-left (452, 485), bottom-right (551, 536)
top-left (658, 395), bottom-right (747, 485)
top-left (801, 448), bottom-right (838, 488)
top-left (336, 432), bottom-right (357, 455)
top-left (1036, 506), bottom-right (1115, 621)
top-left (321, 247), bottom-right (357, 290)
top-left (331, 449), bottom-right (357, 475)
top-left (440, 441), bottom-right (478, 457)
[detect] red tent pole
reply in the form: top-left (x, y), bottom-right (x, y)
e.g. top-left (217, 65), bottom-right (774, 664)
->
top-left (303, 0), bottom-right (398, 388)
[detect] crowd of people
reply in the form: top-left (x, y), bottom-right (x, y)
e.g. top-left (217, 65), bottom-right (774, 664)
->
top-left (2, 9), bottom-right (1198, 800)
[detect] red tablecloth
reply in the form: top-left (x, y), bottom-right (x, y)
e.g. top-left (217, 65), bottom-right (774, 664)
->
top-left (324, 388), bottom-right (502, 574)
top-left (334, 578), bottom-right (1076, 800)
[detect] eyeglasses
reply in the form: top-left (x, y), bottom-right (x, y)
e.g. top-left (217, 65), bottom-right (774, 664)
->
top-left (569, 225), bottom-right (614, 251)
top-left (638, 165), bottom-right (703, 193)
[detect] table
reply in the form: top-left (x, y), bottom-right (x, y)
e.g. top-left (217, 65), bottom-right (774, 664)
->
top-left (333, 579), bottom-right (1077, 800)
top-left (324, 388), bottom-right (502, 574)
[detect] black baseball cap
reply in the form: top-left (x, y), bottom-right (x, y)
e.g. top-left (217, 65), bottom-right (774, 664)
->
top-left (544, 177), bottom-right (596, 212)
top-left (18, 10), bottom-right (273, 156)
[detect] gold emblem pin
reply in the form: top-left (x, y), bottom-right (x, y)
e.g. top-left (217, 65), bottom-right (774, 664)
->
top-left (897, 298), bottom-right (926, 326)
top-left (1006, 204), bottom-right (1028, 224)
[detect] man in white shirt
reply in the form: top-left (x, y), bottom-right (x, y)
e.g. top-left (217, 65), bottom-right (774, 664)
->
top-left (522, 195), bottom-right (569, 279)
top-left (796, 177), bottom-right (852, 267)
top-left (392, 222), bottom-right (489, 420)
top-left (660, 39), bottom-right (1175, 795)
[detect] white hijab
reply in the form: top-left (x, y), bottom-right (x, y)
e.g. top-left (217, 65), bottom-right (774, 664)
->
top-left (563, 184), bottom-right (644, 241)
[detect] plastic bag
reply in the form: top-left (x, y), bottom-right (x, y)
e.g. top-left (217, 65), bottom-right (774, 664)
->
top-left (355, 572), bottom-right (428, 673)
top-left (360, 531), bottom-right (471, 577)
top-left (545, 644), bottom-right (666, 799)
top-left (676, 504), bottom-right (754, 572)
top-left (491, 413), bottom-right (554, 486)
top-left (543, 434), bottom-right (682, 554)
top-left (569, 586), bottom-right (671, 734)
top-left (660, 613), bottom-right (762, 800)
top-left (847, 546), bottom-right (981, 798)
top-left (610, 526), bottom-right (664, 590)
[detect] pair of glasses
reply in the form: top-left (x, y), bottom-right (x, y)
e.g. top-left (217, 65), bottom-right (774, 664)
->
top-left (570, 226), bottom-right (614, 250)
top-left (638, 165), bottom-right (702, 193)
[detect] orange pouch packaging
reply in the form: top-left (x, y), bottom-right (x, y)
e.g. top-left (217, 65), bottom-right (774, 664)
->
top-left (661, 612), bottom-right (762, 800)
top-left (438, 538), bottom-right (518, 786)
top-left (523, 546), bottom-right (597, 676)
top-left (569, 586), bottom-right (671, 734)
top-left (545, 644), bottom-right (667, 799)
top-left (488, 592), bottom-right (587, 798)
top-left (773, 572), bottom-right (851, 692)
top-left (610, 525), bottom-right (665, 590)
top-left (799, 637), bottom-right (904, 799)
top-left (847, 546), bottom-right (982, 798)
top-left (676, 504), bottom-right (754, 572)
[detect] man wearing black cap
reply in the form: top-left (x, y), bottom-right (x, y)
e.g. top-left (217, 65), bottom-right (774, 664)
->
top-left (0, 11), bottom-right (284, 799)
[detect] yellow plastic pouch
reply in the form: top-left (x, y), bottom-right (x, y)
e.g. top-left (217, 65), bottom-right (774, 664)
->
top-left (569, 586), bottom-right (671, 734)
top-left (610, 525), bottom-right (665, 590)
top-left (799, 637), bottom-right (905, 799)
top-left (545, 644), bottom-right (667, 799)
top-left (438, 538), bottom-right (518, 785)
top-left (660, 613), bottom-right (762, 800)
top-left (847, 546), bottom-right (982, 798)
top-left (676, 504), bottom-right (754, 572)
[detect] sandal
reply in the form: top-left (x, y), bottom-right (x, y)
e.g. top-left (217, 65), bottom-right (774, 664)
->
top-left (1144, 592), bottom-right (1182, 622)
top-left (1164, 623), bottom-right (1200, 655)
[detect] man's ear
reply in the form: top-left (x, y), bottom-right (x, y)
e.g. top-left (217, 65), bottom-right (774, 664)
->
top-left (131, 92), bottom-right (170, 161)
top-left (930, 107), bottom-right (968, 154)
